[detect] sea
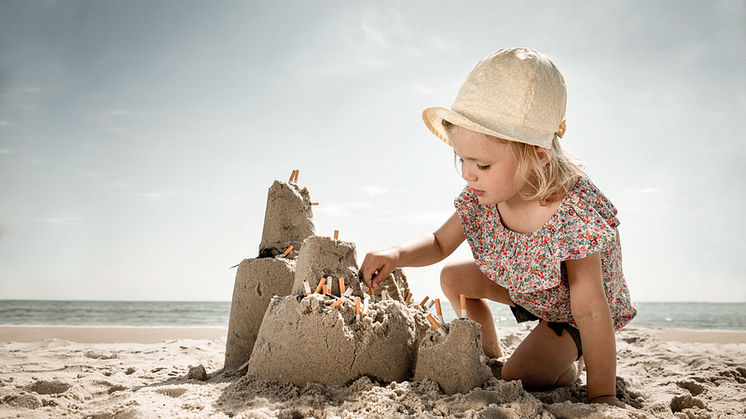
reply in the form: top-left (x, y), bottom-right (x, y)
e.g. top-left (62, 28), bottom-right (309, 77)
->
top-left (1, 300), bottom-right (745, 331)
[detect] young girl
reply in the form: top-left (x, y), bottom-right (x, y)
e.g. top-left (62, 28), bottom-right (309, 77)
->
top-left (361, 48), bottom-right (637, 410)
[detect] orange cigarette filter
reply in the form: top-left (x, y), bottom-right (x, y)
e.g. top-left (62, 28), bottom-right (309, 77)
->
top-left (282, 245), bottom-right (294, 257)
top-left (289, 170), bottom-right (295, 182)
top-left (405, 292), bottom-right (413, 304)
top-left (322, 284), bottom-right (328, 294)
top-left (338, 277), bottom-right (345, 295)
top-left (355, 297), bottom-right (361, 315)
top-left (333, 230), bottom-right (339, 240)
top-left (426, 314), bottom-right (441, 329)
top-left (314, 277), bottom-right (326, 294)
top-left (435, 299), bottom-right (442, 316)
top-left (311, 202), bottom-right (319, 206)
top-left (330, 298), bottom-right (344, 308)
top-left (460, 294), bottom-right (467, 318)
top-left (419, 296), bottom-right (429, 307)
top-left (369, 286), bottom-right (375, 296)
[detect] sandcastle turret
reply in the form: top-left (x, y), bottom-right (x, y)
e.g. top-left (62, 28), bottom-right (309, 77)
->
top-left (259, 180), bottom-right (315, 258)
top-left (224, 179), bottom-right (315, 370)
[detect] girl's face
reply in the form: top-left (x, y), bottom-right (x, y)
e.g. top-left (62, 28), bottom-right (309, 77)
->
top-left (448, 125), bottom-right (524, 206)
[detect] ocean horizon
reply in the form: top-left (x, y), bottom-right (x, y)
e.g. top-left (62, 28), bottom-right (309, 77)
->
top-left (1, 300), bottom-right (745, 332)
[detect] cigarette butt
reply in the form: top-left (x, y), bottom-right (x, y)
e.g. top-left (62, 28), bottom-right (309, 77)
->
top-left (419, 296), bottom-right (429, 307)
top-left (330, 298), bottom-right (344, 308)
top-left (362, 302), bottom-right (369, 317)
top-left (355, 297), bottom-right (361, 315)
top-left (311, 202), bottom-right (319, 206)
top-left (289, 170), bottom-right (296, 182)
top-left (333, 230), bottom-right (339, 240)
top-left (426, 314), bottom-right (447, 336)
top-left (369, 286), bottom-right (375, 296)
top-left (322, 284), bottom-right (328, 295)
top-left (381, 290), bottom-right (389, 300)
top-left (303, 280), bottom-right (312, 296)
top-left (460, 294), bottom-right (467, 319)
top-left (343, 288), bottom-right (353, 298)
top-left (435, 299), bottom-right (443, 316)
top-left (405, 292), bottom-right (413, 304)
top-left (314, 277), bottom-right (327, 294)
top-left (427, 300), bottom-right (436, 309)
top-left (282, 245), bottom-right (294, 257)
top-left (338, 277), bottom-right (345, 295)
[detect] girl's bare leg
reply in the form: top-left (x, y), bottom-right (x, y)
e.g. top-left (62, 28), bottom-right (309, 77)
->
top-left (501, 321), bottom-right (579, 389)
top-left (440, 259), bottom-right (512, 358)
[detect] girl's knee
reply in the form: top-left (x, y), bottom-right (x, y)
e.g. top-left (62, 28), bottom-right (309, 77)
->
top-left (439, 260), bottom-right (465, 293)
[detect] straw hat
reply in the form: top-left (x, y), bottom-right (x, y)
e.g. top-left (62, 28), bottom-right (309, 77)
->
top-left (423, 47), bottom-right (567, 149)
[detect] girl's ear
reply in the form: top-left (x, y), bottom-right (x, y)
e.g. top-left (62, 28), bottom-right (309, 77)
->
top-left (534, 146), bottom-right (551, 166)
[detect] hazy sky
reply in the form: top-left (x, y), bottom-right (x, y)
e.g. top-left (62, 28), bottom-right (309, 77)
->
top-left (1, 0), bottom-right (744, 303)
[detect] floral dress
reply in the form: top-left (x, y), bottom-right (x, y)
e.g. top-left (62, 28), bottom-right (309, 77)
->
top-left (454, 176), bottom-right (636, 330)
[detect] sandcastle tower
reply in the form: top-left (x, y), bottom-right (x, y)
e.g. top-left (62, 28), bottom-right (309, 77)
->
top-left (224, 179), bottom-right (315, 370)
top-left (413, 318), bottom-right (493, 394)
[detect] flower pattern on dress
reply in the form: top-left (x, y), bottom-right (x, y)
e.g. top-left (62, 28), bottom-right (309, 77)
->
top-left (455, 176), bottom-right (636, 330)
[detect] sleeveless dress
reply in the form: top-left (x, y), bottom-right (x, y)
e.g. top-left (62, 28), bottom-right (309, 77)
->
top-left (454, 176), bottom-right (636, 330)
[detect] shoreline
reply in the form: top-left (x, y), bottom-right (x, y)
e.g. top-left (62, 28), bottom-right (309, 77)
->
top-left (1, 325), bottom-right (744, 344)
top-left (0, 325), bottom-right (228, 344)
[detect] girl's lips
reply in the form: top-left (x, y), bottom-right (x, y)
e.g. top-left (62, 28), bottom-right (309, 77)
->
top-left (471, 188), bottom-right (484, 197)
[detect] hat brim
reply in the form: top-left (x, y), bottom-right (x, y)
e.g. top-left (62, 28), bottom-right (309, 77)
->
top-left (422, 106), bottom-right (555, 149)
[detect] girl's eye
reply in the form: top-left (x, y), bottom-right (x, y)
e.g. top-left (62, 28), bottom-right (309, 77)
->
top-left (477, 164), bottom-right (490, 171)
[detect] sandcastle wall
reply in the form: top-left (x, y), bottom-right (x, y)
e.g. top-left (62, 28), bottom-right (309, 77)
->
top-left (246, 294), bottom-right (422, 386)
top-left (224, 257), bottom-right (295, 370)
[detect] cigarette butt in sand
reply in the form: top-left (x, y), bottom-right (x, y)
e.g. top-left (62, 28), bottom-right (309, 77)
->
top-left (289, 170), bottom-right (295, 182)
top-left (338, 277), bottom-right (345, 295)
top-left (355, 297), bottom-right (361, 321)
top-left (419, 296), bottom-right (429, 307)
top-left (427, 300), bottom-right (436, 309)
top-left (381, 290), bottom-right (389, 300)
top-left (460, 294), bottom-right (467, 319)
top-left (322, 284), bottom-right (328, 295)
top-left (435, 299), bottom-right (445, 325)
top-left (311, 202), bottom-right (319, 206)
top-left (405, 292), bottom-right (413, 304)
top-left (282, 245), bottom-right (294, 257)
top-left (426, 313), bottom-right (447, 336)
top-left (314, 277), bottom-right (326, 294)
top-left (343, 288), bottom-right (353, 298)
top-left (361, 302), bottom-right (369, 317)
top-left (368, 286), bottom-right (375, 303)
top-left (333, 230), bottom-right (339, 240)
top-left (289, 169), bottom-right (299, 183)
top-left (330, 298), bottom-right (344, 308)
top-left (303, 280), bottom-right (312, 296)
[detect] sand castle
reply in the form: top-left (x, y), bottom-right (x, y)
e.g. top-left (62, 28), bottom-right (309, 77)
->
top-left (225, 172), bottom-right (493, 394)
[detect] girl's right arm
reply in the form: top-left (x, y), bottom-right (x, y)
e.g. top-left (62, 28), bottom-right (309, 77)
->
top-left (361, 212), bottom-right (465, 288)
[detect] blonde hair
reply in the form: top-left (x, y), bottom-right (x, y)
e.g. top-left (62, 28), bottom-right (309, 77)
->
top-left (443, 120), bottom-right (584, 205)
top-left (507, 136), bottom-right (584, 205)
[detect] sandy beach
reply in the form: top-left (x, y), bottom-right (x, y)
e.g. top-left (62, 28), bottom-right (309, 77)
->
top-left (2, 325), bottom-right (744, 418)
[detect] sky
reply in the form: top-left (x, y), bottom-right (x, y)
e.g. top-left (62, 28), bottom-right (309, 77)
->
top-left (1, 0), bottom-right (745, 303)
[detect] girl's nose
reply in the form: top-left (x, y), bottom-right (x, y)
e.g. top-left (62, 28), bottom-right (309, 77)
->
top-left (461, 163), bottom-right (477, 181)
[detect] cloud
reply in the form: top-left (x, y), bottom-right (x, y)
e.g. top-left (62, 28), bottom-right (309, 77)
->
top-left (134, 192), bottom-right (182, 201)
top-left (359, 185), bottom-right (388, 197)
top-left (361, 21), bottom-right (387, 49)
top-left (37, 217), bottom-right (83, 226)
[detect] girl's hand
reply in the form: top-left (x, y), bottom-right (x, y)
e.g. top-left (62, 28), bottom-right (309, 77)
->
top-left (360, 248), bottom-right (401, 289)
top-left (589, 395), bottom-right (644, 412)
